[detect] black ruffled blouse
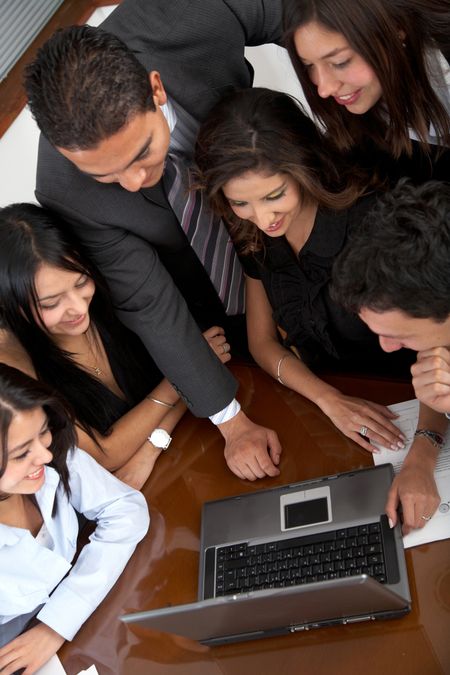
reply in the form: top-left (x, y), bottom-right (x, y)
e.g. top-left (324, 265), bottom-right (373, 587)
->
top-left (243, 196), bottom-right (415, 377)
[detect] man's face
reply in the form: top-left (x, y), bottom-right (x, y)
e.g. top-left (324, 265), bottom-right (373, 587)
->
top-left (359, 307), bottom-right (450, 353)
top-left (57, 72), bottom-right (170, 192)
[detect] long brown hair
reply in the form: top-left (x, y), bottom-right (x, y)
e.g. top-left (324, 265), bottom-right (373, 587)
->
top-left (194, 87), bottom-right (369, 254)
top-left (283, 0), bottom-right (450, 157)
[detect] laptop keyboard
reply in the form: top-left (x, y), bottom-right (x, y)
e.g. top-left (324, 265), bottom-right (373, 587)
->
top-left (208, 516), bottom-right (398, 598)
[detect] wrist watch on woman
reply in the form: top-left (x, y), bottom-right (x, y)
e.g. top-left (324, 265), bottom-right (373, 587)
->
top-left (148, 428), bottom-right (172, 450)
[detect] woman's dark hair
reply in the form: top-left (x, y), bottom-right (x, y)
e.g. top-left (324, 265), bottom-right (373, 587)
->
top-left (0, 203), bottom-right (151, 442)
top-left (194, 87), bottom-right (369, 254)
top-left (0, 363), bottom-right (75, 499)
top-left (282, 0), bottom-right (450, 157)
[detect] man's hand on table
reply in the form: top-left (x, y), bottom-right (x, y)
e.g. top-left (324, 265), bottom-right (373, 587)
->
top-left (218, 411), bottom-right (282, 480)
top-left (385, 437), bottom-right (441, 535)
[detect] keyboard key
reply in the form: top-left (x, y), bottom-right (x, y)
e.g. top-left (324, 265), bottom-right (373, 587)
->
top-left (366, 543), bottom-right (382, 555)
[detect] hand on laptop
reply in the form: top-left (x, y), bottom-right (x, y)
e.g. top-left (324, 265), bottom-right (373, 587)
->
top-left (385, 437), bottom-right (440, 534)
top-left (411, 347), bottom-right (450, 413)
top-left (218, 411), bottom-right (281, 480)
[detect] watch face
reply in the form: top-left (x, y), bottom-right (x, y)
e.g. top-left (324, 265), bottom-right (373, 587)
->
top-left (150, 429), bottom-right (172, 449)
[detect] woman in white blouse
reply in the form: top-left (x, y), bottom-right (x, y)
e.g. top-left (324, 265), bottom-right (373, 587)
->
top-left (0, 364), bottom-right (149, 674)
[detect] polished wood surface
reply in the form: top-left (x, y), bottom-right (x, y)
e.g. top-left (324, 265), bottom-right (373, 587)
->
top-left (60, 363), bottom-right (450, 674)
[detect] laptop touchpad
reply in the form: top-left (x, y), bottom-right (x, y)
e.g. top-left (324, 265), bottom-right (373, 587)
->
top-left (280, 486), bottom-right (332, 531)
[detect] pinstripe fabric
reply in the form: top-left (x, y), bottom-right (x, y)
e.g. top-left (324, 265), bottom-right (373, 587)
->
top-left (165, 155), bottom-right (245, 316)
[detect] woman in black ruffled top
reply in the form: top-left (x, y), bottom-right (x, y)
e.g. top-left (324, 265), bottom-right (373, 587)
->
top-left (195, 87), bottom-right (416, 453)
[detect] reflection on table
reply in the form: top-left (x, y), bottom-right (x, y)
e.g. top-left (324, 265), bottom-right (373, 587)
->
top-left (59, 363), bottom-right (450, 675)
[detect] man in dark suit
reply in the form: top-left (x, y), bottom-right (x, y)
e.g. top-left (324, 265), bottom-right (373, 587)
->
top-left (24, 0), bottom-right (284, 480)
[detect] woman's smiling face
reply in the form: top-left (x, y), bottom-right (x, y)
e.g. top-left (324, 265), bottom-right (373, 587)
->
top-left (0, 407), bottom-right (52, 497)
top-left (34, 264), bottom-right (95, 338)
top-left (222, 171), bottom-right (302, 237)
top-left (294, 21), bottom-right (383, 114)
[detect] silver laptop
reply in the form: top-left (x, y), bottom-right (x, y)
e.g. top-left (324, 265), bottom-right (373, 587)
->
top-left (122, 464), bottom-right (411, 644)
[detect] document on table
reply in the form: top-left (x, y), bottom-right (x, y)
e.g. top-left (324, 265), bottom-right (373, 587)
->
top-left (35, 655), bottom-right (67, 675)
top-left (373, 399), bottom-right (450, 549)
top-left (35, 654), bottom-right (99, 675)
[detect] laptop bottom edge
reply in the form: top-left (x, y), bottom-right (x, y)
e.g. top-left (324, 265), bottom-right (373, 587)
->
top-left (201, 605), bottom-right (411, 646)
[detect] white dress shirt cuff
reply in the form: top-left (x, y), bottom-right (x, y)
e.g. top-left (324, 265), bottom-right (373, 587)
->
top-left (209, 398), bottom-right (241, 425)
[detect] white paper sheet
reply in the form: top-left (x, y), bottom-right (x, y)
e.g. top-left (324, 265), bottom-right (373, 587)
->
top-left (34, 654), bottom-right (67, 675)
top-left (373, 399), bottom-right (450, 548)
top-left (34, 654), bottom-right (99, 675)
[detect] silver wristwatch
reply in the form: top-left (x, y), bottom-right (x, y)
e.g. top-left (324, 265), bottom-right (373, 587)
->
top-left (148, 428), bottom-right (172, 450)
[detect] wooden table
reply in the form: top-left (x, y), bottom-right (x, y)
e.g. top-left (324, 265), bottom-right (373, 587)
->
top-left (60, 363), bottom-right (450, 675)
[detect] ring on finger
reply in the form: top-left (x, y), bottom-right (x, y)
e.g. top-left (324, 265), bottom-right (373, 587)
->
top-left (222, 343), bottom-right (230, 354)
top-left (359, 425), bottom-right (369, 437)
top-left (421, 514), bottom-right (431, 521)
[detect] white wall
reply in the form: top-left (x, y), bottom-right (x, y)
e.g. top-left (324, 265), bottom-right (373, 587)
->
top-left (0, 5), bottom-right (305, 207)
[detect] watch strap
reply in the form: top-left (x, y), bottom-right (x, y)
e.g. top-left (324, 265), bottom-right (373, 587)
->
top-left (414, 428), bottom-right (445, 449)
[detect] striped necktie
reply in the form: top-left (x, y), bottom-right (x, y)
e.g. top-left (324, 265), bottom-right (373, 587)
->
top-left (164, 155), bottom-right (245, 316)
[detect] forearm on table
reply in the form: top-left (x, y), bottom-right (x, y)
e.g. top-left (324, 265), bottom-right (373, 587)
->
top-left (406, 403), bottom-right (447, 469)
top-left (76, 379), bottom-right (180, 471)
top-left (249, 336), bottom-right (339, 408)
top-left (417, 403), bottom-right (448, 434)
top-left (153, 399), bottom-right (187, 435)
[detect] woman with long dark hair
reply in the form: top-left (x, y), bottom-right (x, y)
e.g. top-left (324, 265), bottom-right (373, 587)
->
top-left (283, 0), bottom-right (449, 174)
top-left (194, 86), bottom-right (416, 451)
top-left (0, 203), bottom-right (230, 488)
top-left (0, 364), bottom-right (149, 672)
top-left (194, 86), bottom-right (443, 532)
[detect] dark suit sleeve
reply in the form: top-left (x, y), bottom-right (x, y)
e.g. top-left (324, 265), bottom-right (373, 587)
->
top-left (104, 0), bottom-right (282, 47)
top-left (102, 0), bottom-right (283, 120)
top-left (35, 189), bottom-right (238, 418)
top-left (222, 0), bottom-right (283, 45)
